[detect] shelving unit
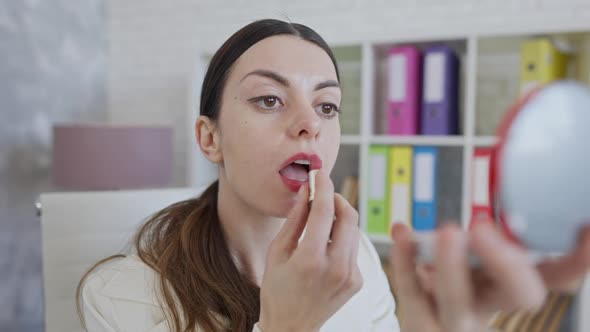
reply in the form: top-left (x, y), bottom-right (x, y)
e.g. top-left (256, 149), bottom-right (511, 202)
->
top-left (369, 135), bottom-right (465, 146)
top-left (473, 136), bottom-right (498, 147)
top-left (327, 30), bottom-right (590, 247)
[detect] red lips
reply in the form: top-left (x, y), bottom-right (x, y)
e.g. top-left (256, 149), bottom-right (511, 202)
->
top-left (279, 153), bottom-right (322, 192)
top-left (279, 153), bottom-right (322, 172)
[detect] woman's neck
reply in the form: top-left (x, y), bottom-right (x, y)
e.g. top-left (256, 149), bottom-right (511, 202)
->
top-left (216, 173), bottom-right (285, 286)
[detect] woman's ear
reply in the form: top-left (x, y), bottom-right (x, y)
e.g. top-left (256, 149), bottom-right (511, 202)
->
top-left (195, 115), bottom-right (223, 164)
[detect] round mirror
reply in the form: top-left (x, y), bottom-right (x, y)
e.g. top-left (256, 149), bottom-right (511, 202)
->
top-left (498, 81), bottom-right (590, 252)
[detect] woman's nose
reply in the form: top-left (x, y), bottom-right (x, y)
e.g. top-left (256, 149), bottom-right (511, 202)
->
top-left (287, 104), bottom-right (321, 139)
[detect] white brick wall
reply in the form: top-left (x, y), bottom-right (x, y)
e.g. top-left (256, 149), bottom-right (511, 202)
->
top-left (106, 0), bottom-right (590, 186)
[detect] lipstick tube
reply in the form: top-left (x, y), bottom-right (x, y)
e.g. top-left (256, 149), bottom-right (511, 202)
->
top-left (308, 169), bottom-right (319, 210)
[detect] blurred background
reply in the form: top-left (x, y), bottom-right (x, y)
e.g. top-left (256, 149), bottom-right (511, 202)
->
top-left (1, 1), bottom-right (589, 331)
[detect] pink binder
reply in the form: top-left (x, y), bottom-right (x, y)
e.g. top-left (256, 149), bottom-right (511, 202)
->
top-left (386, 46), bottom-right (422, 135)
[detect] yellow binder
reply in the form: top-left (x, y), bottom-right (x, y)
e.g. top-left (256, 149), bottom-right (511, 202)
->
top-left (388, 146), bottom-right (413, 232)
top-left (520, 38), bottom-right (568, 96)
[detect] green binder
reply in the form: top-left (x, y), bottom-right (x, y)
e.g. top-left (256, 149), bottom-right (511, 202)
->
top-left (367, 145), bottom-right (390, 235)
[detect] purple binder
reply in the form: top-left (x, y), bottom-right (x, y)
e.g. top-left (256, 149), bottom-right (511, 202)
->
top-left (420, 46), bottom-right (460, 135)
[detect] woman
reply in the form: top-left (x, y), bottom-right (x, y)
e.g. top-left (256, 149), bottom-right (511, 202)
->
top-left (78, 19), bottom-right (590, 332)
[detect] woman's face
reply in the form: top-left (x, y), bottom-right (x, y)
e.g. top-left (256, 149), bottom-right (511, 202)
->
top-left (214, 35), bottom-right (341, 218)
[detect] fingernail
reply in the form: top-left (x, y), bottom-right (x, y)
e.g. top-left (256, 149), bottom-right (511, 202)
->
top-left (391, 223), bottom-right (407, 241)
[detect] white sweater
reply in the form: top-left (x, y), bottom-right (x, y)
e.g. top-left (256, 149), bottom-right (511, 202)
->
top-left (81, 233), bottom-right (400, 332)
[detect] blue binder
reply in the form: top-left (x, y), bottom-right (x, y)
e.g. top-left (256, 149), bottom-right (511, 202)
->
top-left (412, 147), bottom-right (438, 230)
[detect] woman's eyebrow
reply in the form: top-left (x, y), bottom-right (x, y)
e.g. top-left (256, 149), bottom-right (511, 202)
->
top-left (314, 80), bottom-right (340, 91)
top-left (240, 69), bottom-right (340, 91)
top-left (240, 69), bottom-right (289, 87)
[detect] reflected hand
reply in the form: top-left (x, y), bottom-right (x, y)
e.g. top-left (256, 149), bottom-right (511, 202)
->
top-left (389, 222), bottom-right (590, 332)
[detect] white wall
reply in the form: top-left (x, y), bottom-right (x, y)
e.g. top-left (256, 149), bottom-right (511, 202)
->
top-left (106, 0), bottom-right (590, 186)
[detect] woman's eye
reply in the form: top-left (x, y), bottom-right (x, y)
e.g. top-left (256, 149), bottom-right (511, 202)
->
top-left (252, 96), bottom-right (283, 110)
top-left (316, 103), bottom-right (341, 118)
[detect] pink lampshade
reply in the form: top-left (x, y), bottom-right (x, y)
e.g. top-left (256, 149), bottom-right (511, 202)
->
top-left (51, 124), bottom-right (174, 190)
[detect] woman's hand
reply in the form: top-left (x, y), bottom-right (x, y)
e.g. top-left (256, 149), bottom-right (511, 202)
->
top-left (259, 170), bottom-right (362, 332)
top-left (536, 223), bottom-right (590, 291)
top-left (390, 222), bottom-right (590, 332)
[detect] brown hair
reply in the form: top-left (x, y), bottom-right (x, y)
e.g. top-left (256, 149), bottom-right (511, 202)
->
top-left (76, 19), bottom-right (340, 332)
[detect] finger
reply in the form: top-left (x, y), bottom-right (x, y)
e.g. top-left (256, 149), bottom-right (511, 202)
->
top-left (328, 194), bottom-right (360, 269)
top-left (537, 225), bottom-right (590, 292)
top-left (301, 170), bottom-right (335, 252)
top-left (390, 224), bottom-right (436, 318)
top-left (433, 224), bottom-right (477, 331)
top-left (470, 222), bottom-right (546, 312)
top-left (270, 183), bottom-right (309, 259)
top-left (416, 264), bottom-right (435, 293)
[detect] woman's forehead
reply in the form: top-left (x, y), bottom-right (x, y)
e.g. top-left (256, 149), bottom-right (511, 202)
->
top-left (228, 35), bottom-right (338, 85)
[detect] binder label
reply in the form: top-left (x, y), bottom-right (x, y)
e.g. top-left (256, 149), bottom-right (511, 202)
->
top-left (392, 183), bottom-right (410, 224)
top-left (424, 52), bottom-right (445, 103)
top-left (415, 154), bottom-right (435, 202)
top-left (369, 154), bottom-right (386, 199)
top-left (473, 157), bottom-right (490, 205)
top-left (389, 54), bottom-right (407, 102)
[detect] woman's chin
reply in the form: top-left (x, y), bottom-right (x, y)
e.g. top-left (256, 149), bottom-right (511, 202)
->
top-left (254, 184), bottom-right (303, 219)
top-left (267, 200), bottom-right (298, 219)
top-left (272, 206), bottom-right (291, 219)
